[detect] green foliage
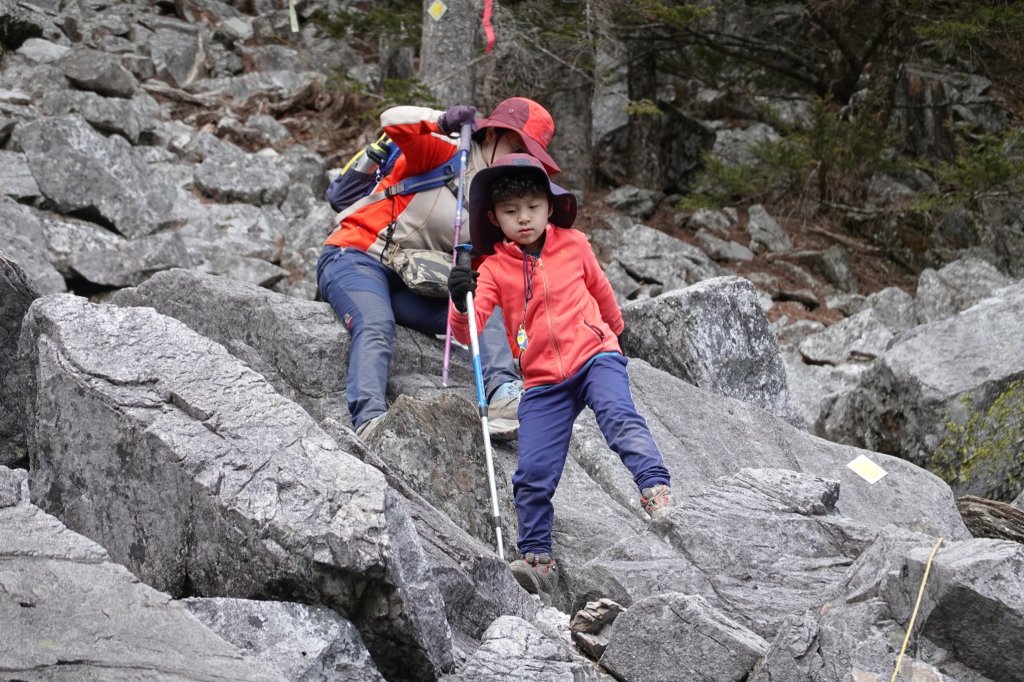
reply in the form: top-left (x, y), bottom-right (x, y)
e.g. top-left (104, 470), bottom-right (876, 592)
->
top-left (918, 129), bottom-right (1024, 210)
top-left (914, 3), bottom-right (1024, 57)
top-left (310, 0), bottom-right (422, 49)
top-left (612, 0), bottom-right (714, 29)
top-left (933, 379), bottom-right (1024, 502)
top-left (681, 97), bottom-right (905, 211)
top-left (625, 98), bottom-right (662, 118)
top-left (324, 71), bottom-right (437, 123)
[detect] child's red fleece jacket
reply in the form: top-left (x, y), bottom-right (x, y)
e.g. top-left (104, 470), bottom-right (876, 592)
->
top-left (449, 225), bottom-right (624, 389)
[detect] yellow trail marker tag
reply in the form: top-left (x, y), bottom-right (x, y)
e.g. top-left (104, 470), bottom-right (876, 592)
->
top-left (847, 454), bottom-right (888, 484)
top-left (289, 0), bottom-right (299, 33)
top-left (428, 0), bottom-right (448, 20)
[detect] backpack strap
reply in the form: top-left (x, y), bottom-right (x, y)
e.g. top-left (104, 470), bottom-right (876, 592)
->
top-left (384, 155), bottom-right (462, 198)
top-left (334, 153), bottom-right (465, 223)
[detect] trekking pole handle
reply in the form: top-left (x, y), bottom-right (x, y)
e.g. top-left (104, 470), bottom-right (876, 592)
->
top-left (459, 122), bottom-right (473, 150)
top-left (455, 243), bottom-right (473, 270)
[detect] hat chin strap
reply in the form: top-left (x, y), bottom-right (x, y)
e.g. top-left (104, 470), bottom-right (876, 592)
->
top-left (482, 128), bottom-right (506, 167)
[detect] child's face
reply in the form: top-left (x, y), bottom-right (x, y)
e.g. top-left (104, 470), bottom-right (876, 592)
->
top-left (488, 190), bottom-right (552, 253)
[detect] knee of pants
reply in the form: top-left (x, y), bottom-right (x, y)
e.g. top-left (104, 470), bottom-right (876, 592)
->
top-left (355, 315), bottom-right (396, 345)
top-left (512, 467), bottom-right (559, 498)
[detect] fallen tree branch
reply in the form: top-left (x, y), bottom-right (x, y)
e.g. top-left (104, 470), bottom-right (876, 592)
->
top-left (808, 225), bottom-right (882, 253)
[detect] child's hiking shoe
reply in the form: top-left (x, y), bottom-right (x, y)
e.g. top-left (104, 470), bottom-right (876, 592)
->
top-left (640, 484), bottom-right (672, 520)
top-left (509, 552), bottom-right (558, 604)
top-left (488, 380), bottom-right (522, 441)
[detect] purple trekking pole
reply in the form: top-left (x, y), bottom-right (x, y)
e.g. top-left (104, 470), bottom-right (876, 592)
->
top-left (442, 122), bottom-right (474, 387)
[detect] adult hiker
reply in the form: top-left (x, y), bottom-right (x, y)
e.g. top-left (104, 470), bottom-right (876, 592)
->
top-left (446, 153), bottom-right (673, 604)
top-left (317, 98), bottom-right (562, 440)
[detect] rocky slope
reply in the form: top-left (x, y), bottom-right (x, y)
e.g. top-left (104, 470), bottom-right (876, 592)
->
top-left (2, 1), bottom-right (1023, 681)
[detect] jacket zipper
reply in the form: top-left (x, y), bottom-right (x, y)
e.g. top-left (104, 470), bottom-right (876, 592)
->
top-left (539, 259), bottom-right (568, 380)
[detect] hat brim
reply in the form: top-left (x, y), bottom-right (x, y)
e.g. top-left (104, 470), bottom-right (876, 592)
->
top-left (469, 165), bottom-right (577, 256)
top-left (475, 119), bottom-right (561, 175)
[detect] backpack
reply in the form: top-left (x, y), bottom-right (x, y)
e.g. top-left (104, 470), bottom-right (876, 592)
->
top-left (324, 134), bottom-right (463, 214)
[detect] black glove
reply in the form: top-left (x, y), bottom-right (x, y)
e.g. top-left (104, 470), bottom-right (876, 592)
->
top-left (447, 264), bottom-right (479, 313)
top-left (438, 105), bottom-right (477, 135)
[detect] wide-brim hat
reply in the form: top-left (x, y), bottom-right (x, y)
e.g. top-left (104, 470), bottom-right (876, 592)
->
top-left (475, 97), bottom-right (560, 175)
top-left (469, 153), bottom-right (577, 256)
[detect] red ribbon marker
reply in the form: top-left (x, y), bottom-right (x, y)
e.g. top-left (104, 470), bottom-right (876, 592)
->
top-left (482, 0), bottom-right (495, 53)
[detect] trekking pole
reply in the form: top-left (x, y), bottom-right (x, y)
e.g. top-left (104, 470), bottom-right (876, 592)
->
top-left (442, 122), bottom-right (474, 387)
top-left (454, 244), bottom-right (505, 559)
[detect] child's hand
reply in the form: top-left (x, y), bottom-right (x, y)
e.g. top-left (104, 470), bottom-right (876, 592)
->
top-left (448, 264), bottom-right (479, 313)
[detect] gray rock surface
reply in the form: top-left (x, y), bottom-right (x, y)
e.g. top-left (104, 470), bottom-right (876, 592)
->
top-left (916, 256), bottom-right (1014, 323)
top-left (0, 465), bottom-right (28, 507)
top-left (56, 46), bottom-right (139, 97)
top-left (329, 421), bottom-right (540, 642)
top-left (18, 294), bottom-right (453, 681)
top-left (558, 361), bottom-right (969, 629)
top-left (622, 276), bottom-right (804, 425)
top-left (600, 593), bottom-right (768, 682)
top-left (819, 281), bottom-right (1024, 500)
top-left (602, 185), bottom-right (661, 219)
top-left (13, 115), bottom-right (176, 238)
top-left (789, 244), bottom-right (858, 293)
top-left (68, 232), bottom-right (194, 287)
top-left (746, 204), bottom-right (792, 254)
top-left (0, 149), bottom-right (40, 198)
top-left (798, 307), bottom-right (895, 365)
top-left (590, 220), bottom-right (725, 299)
top-left (753, 528), bottom-right (1024, 682)
top-left (193, 151), bottom-right (291, 205)
top-left (0, 253), bottom-right (40, 466)
top-left (443, 615), bottom-right (606, 681)
top-left (110, 268), bottom-right (352, 427)
top-left (0, 199), bottom-right (66, 295)
top-left (0, 502), bottom-right (283, 680)
top-left (184, 597), bottom-right (386, 682)
top-left (695, 228), bottom-right (755, 261)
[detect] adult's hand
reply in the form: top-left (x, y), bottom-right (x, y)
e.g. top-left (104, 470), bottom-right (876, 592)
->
top-left (447, 264), bottom-right (479, 313)
top-left (438, 105), bottom-right (477, 135)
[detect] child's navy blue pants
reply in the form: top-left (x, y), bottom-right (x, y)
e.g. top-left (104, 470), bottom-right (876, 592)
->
top-left (513, 352), bottom-right (671, 556)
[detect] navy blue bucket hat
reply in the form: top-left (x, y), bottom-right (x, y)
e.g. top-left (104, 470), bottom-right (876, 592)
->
top-left (469, 153), bottom-right (577, 255)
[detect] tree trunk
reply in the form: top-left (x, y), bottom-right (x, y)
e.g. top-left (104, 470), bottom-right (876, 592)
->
top-left (419, 0), bottom-right (480, 105)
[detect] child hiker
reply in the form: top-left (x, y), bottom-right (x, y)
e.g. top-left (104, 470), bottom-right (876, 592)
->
top-left (446, 153), bottom-right (672, 601)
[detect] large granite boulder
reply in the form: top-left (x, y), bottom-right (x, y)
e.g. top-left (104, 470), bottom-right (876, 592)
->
top-left (110, 268), bottom-right (352, 427)
top-left (752, 528), bottom-right (1024, 682)
top-left (589, 220), bottom-right (725, 300)
top-left (0, 487), bottom-right (283, 680)
top-left (0, 199), bottom-right (65, 295)
top-left (12, 115), bottom-right (176, 239)
top-left (621, 276), bottom-right (804, 426)
top-left (599, 593), bottom-right (768, 682)
top-left (0, 253), bottom-right (40, 466)
top-left (183, 597), bottom-right (385, 681)
top-left (915, 255), bottom-right (1015, 323)
top-left (17, 294), bottom-right (453, 680)
top-left (819, 281), bottom-right (1024, 501)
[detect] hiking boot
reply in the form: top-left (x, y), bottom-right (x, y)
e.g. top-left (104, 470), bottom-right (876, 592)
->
top-left (488, 380), bottom-right (522, 441)
top-left (509, 552), bottom-right (558, 605)
top-left (640, 484), bottom-right (672, 520)
top-left (354, 414), bottom-right (384, 440)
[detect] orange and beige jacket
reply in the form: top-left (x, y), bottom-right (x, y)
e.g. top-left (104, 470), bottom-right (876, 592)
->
top-left (449, 226), bottom-right (624, 389)
top-left (325, 106), bottom-right (488, 266)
